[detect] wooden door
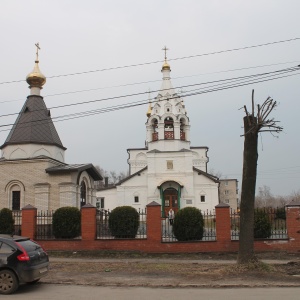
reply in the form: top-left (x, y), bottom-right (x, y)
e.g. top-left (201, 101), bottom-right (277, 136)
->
top-left (163, 188), bottom-right (178, 217)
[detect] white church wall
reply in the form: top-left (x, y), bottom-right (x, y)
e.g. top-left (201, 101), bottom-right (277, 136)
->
top-left (116, 170), bottom-right (148, 209)
top-left (191, 148), bottom-right (208, 171)
top-left (193, 172), bottom-right (219, 212)
top-left (127, 149), bottom-right (148, 175)
top-left (96, 188), bottom-right (118, 211)
top-left (3, 144), bottom-right (65, 162)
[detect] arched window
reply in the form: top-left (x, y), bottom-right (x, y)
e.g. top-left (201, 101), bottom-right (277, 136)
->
top-left (5, 181), bottom-right (25, 211)
top-left (180, 118), bottom-right (186, 140)
top-left (80, 181), bottom-right (86, 207)
top-left (12, 186), bottom-right (21, 211)
top-left (152, 118), bottom-right (158, 141)
top-left (164, 117), bottom-right (174, 139)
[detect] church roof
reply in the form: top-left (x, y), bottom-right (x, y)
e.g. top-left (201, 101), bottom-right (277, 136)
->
top-left (193, 167), bottom-right (220, 183)
top-left (0, 95), bottom-right (66, 150)
top-left (46, 163), bottom-right (102, 181)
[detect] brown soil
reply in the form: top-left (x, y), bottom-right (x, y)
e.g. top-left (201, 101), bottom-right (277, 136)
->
top-left (41, 251), bottom-right (300, 288)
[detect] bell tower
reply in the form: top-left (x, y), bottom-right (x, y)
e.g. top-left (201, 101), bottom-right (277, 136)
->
top-left (145, 47), bottom-right (191, 151)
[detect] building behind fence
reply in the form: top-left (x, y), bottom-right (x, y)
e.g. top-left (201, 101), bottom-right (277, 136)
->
top-left (13, 201), bottom-right (300, 254)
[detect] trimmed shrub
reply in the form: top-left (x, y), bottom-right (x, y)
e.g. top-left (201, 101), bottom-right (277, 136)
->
top-left (254, 209), bottom-right (272, 239)
top-left (0, 208), bottom-right (14, 234)
top-left (52, 207), bottom-right (81, 239)
top-left (108, 206), bottom-right (139, 238)
top-left (173, 207), bottom-right (204, 241)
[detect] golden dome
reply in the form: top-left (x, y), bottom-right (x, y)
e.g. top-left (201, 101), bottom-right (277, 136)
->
top-left (146, 102), bottom-right (152, 117)
top-left (162, 61), bottom-right (170, 71)
top-left (161, 46), bottom-right (171, 71)
top-left (26, 60), bottom-right (46, 88)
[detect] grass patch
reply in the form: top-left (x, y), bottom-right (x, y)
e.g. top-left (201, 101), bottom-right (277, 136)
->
top-left (225, 260), bottom-right (275, 274)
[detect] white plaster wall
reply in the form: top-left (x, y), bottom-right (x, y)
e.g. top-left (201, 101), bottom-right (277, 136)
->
top-left (2, 144), bottom-right (65, 162)
top-left (193, 171), bottom-right (219, 212)
top-left (148, 139), bottom-right (190, 152)
top-left (127, 149), bottom-right (148, 175)
top-left (96, 188), bottom-right (118, 211)
top-left (115, 169), bottom-right (148, 208)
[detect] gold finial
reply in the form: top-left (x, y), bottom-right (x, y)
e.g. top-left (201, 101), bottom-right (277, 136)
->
top-left (146, 89), bottom-right (152, 117)
top-left (162, 46), bottom-right (169, 61)
top-left (26, 43), bottom-right (46, 90)
top-left (161, 46), bottom-right (170, 71)
top-left (35, 42), bottom-right (41, 62)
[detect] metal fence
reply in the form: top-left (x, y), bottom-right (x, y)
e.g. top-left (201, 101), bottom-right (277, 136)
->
top-left (12, 210), bottom-right (22, 236)
top-left (162, 210), bottom-right (216, 242)
top-left (230, 207), bottom-right (288, 240)
top-left (35, 211), bottom-right (55, 240)
top-left (96, 208), bottom-right (147, 239)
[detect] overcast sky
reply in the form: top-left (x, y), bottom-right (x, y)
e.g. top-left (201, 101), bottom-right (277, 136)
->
top-left (1, 0), bottom-right (299, 197)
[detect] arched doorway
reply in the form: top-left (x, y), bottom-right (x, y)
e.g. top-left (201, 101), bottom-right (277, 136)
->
top-left (163, 187), bottom-right (178, 217)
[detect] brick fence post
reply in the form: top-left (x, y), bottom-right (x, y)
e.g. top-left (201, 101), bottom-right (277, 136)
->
top-left (286, 200), bottom-right (300, 251)
top-left (81, 203), bottom-right (97, 240)
top-left (215, 203), bottom-right (231, 242)
top-left (21, 204), bottom-right (37, 239)
top-left (146, 201), bottom-right (162, 242)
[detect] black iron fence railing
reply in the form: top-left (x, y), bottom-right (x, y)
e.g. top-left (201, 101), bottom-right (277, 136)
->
top-left (230, 207), bottom-right (288, 240)
top-left (12, 210), bottom-right (22, 236)
top-left (96, 208), bottom-right (147, 239)
top-left (161, 210), bottom-right (216, 242)
top-left (35, 211), bottom-right (54, 240)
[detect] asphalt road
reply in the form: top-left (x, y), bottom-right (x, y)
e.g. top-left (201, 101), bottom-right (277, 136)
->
top-left (11, 284), bottom-right (300, 300)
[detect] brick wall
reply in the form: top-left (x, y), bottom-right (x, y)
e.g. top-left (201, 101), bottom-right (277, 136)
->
top-left (21, 202), bottom-right (300, 254)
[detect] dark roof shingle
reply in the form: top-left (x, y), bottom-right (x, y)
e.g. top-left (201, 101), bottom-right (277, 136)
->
top-left (0, 95), bottom-right (66, 150)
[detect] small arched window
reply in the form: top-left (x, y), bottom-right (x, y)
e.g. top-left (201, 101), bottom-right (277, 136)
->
top-left (80, 181), bottom-right (86, 207)
top-left (164, 117), bottom-right (174, 139)
top-left (152, 118), bottom-right (158, 131)
top-left (180, 118), bottom-right (186, 140)
top-left (152, 118), bottom-right (158, 141)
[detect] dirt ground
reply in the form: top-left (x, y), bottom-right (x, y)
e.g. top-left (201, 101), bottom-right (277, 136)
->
top-left (41, 251), bottom-right (300, 288)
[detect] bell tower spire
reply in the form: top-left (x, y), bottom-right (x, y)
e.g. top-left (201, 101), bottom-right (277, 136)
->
top-left (26, 43), bottom-right (46, 96)
top-left (145, 47), bottom-right (190, 151)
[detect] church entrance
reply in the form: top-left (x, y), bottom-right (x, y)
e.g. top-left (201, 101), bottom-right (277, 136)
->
top-left (163, 188), bottom-right (178, 217)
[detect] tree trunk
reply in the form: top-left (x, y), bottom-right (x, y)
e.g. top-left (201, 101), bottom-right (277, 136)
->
top-left (238, 116), bottom-right (258, 264)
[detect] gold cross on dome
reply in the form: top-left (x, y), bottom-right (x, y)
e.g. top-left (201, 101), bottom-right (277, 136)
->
top-left (35, 42), bottom-right (41, 61)
top-left (162, 46), bottom-right (169, 60)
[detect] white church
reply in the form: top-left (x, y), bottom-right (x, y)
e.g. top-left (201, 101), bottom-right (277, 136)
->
top-left (0, 44), bottom-right (102, 211)
top-left (96, 51), bottom-right (220, 216)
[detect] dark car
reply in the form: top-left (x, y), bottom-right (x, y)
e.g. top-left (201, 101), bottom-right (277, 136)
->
top-left (0, 235), bottom-right (49, 294)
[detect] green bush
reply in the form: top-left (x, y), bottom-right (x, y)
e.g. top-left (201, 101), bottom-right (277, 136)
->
top-left (173, 207), bottom-right (204, 241)
top-left (108, 206), bottom-right (139, 238)
top-left (0, 208), bottom-right (14, 234)
top-left (52, 207), bottom-right (81, 239)
top-left (254, 209), bottom-right (272, 239)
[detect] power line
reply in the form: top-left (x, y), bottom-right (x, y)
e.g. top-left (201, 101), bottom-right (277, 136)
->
top-left (0, 37), bottom-right (299, 85)
top-left (0, 65), bottom-right (298, 120)
top-left (1, 59), bottom-right (299, 106)
top-left (1, 66), bottom-right (299, 132)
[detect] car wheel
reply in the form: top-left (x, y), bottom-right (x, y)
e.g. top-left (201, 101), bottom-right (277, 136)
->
top-left (0, 270), bottom-right (19, 295)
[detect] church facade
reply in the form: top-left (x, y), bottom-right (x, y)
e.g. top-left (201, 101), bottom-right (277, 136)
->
top-left (96, 53), bottom-right (220, 215)
top-left (0, 45), bottom-right (102, 211)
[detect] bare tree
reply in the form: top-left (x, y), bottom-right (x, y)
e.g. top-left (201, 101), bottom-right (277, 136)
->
top-left (238, 90), bottom-right (283, 264)
top-left (208, 168), bottom-right (223, 179)
top-left (94, 165), bottom-right (129, 190)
